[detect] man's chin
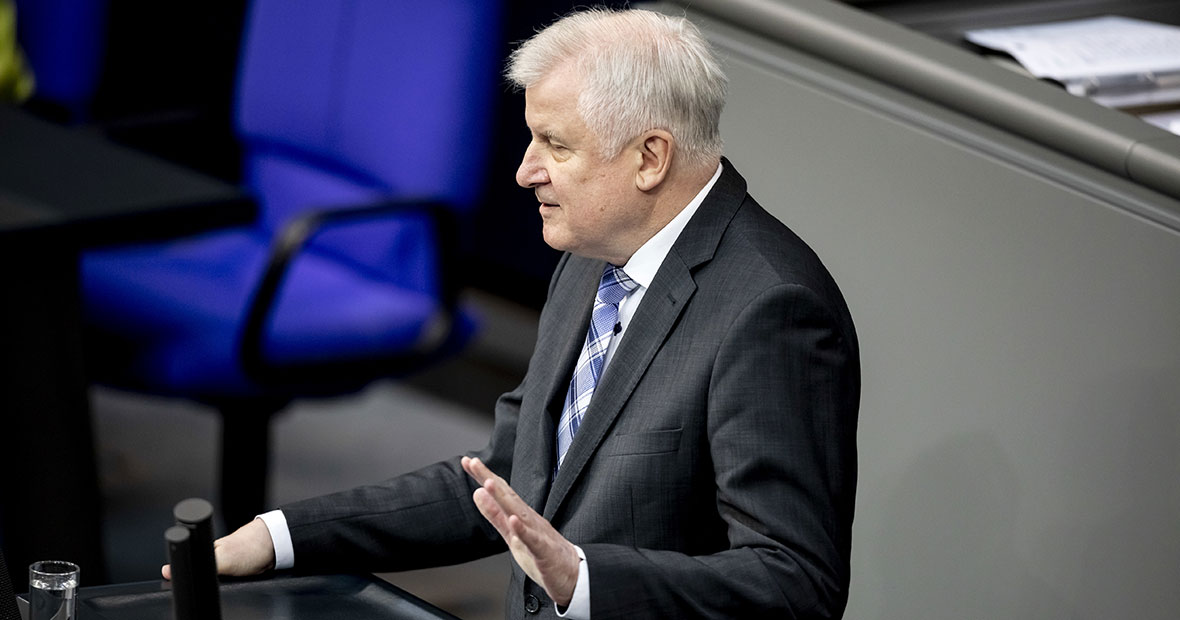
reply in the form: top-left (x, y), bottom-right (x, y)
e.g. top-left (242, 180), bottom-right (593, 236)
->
top-left (541, 226), bottom-right (570, 253)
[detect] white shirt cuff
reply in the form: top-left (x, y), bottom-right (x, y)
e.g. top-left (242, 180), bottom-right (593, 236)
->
top-left (257, 510), bottom-right (295, 570)
top-left (555, 545), bottom-right (590, 619)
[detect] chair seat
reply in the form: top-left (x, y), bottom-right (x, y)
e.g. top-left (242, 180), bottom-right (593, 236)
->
top-left (81, 227), bottom-right (456, 398)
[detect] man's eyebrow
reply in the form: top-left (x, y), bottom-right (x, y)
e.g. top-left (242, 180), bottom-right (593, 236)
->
top-left (544, 131), bottom-right (572, 146)
top-left (527, 126), bottom-right (567, 146)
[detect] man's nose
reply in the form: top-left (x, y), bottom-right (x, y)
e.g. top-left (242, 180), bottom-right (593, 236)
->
top-left (516, 148), bottom-right (549, 188)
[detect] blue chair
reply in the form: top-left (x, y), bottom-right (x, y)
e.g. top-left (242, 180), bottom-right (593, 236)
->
top-left (13, 0), bottom-right (106, 120)
top-left (81, 0), bottom-right (501, 527)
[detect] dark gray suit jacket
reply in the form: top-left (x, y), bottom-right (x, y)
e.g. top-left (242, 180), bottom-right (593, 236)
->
top-left (282, 161), bottom-right (860, 619)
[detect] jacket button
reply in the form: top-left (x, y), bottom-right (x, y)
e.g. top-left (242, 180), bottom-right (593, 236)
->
top-left (524, 594), bottom-right (541, 614)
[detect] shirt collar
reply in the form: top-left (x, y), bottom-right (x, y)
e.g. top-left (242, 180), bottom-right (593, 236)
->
top-left (621, 162), bottom-right (724, 289)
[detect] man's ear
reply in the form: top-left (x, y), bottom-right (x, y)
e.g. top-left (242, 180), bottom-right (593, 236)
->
top-left (635, 130), bottom-right (674, 192)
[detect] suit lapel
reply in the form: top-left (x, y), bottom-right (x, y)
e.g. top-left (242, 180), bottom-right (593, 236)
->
top-left (541, 160), bottom-right (749, 521)
top-left (513, 256), bottom-right (602, 512)
top-left (540, 259), bottom-right (601, 428)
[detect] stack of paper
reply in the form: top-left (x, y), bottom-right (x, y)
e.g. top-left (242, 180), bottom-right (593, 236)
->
top-left (965, 16), bottom-right (1180, 110)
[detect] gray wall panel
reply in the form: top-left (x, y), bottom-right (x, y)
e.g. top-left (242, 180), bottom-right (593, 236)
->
top-left (649, 4), bottom-right (1180, 618)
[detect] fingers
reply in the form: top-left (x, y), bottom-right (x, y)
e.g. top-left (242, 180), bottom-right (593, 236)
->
top-left (505, 513), bottom-right (566, 576)
top-left (461, 458), bottom-right (557, 558)
top-left (499, 503), bottom-right (579, 606)
top-left (161, 564), bottom-right (172, 581)
top-left (506, 512), bottom-right (545, 552)
top-left (461, 457), bottom-right (579, 606)
top-left (463, 456), bottom-right (539, 541)
top-left (471, 485), bottom-right (512, 538)
top-left (462, 457), bottom-right (530, 514)
top-left (461, 455), bottom-right (492, 484)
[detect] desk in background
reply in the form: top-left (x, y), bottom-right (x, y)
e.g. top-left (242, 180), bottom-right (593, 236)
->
top-left (0, 104), bottom-right (255, 586)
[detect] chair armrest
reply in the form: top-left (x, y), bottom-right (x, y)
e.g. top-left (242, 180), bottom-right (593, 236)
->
top-left (239, 198), bottom-right (462, 387)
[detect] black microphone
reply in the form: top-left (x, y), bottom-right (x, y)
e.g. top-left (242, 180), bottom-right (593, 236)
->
top-left (169, 499), bottom-right (222, 620)
top-left (613, 322), bottom-right (622, 334)
top-left (165, 526), bottom-right (196, 620)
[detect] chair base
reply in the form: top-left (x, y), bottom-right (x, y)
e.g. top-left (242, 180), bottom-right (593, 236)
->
top-left (217, 398), bottom-right (288, 531)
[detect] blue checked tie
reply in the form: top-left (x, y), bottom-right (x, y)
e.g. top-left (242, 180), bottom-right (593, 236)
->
top-left (555, 265), bottom-right (638, 469)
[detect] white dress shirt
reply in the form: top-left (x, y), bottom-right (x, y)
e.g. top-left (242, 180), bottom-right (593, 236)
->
top-left (260, 163), bottom-right (725, 619)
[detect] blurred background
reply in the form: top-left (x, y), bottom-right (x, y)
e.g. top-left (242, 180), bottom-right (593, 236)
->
top-left (2, 1), bottom-right (630, 618)
top-left (15, 0), bottom-right (602, 306)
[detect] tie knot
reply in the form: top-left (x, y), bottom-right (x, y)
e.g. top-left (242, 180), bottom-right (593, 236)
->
top-left (597, 265), bottom-right (637, 306)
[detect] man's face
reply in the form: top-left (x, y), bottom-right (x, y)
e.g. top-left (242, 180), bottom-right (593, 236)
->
top-left (516, 68), bottom-right (647, 266)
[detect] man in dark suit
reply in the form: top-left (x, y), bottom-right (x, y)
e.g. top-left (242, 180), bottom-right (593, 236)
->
top-left (168, 8), bottom-right (859, 618)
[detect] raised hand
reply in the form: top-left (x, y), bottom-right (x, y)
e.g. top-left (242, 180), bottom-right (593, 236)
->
top-left (461, 456), bottom-right (581, 606)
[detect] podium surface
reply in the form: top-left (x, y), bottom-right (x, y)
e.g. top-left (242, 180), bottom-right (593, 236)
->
top-left (20, 574), bottom-right (461, 620)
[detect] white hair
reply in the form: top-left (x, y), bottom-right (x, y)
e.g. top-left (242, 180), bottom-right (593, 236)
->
top-left (507, 8), bottom-right (728, 168)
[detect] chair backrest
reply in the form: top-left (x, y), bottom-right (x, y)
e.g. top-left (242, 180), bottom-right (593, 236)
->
top-left (0, 546), bottom-right (20, 620)
top-left (233, 0), bottom-right (501, 233)
top-left (13, 0), bottom-right (106, 120)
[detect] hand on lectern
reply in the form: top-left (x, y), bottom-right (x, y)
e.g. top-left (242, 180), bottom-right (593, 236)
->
top-left (162, 518), bottom-right (276, 580)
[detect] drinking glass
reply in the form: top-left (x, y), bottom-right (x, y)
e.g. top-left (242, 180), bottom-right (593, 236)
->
top-left (27, 561), bottom-right (78, 620)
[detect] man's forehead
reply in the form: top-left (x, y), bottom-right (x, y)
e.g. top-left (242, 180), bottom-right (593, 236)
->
top-left (525, 62), bottom-right (583, 105)
top-left (523, 81), bottom-right (576, 128)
